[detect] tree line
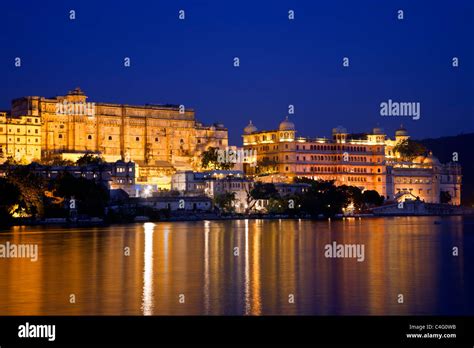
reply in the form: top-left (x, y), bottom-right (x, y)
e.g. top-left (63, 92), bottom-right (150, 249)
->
top-left (0, 154), bottom-right (109, 225)
top-left (213, 178), bottom-right (384, 217)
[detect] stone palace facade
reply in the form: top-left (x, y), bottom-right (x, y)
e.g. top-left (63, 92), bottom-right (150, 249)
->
top-left (0, 88), bottom-right (228, 189)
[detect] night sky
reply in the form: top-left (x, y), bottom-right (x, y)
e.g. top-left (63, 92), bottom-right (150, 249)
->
top-left (1, 0), bottom-right (473, 145)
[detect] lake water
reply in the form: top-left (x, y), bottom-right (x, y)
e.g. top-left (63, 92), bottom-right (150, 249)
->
top-left (0, 217), bottom-right (473, 315)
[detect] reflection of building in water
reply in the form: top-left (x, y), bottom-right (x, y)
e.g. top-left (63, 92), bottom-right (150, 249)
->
top-left (0, 88), bottom-right (228, 189)
top-left (242, 120), bottom-right (461, 204)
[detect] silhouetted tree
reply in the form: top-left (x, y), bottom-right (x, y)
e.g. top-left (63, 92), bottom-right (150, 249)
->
top-left (53, 173), bottom-right (109, 216)
top-left (4, 165), bottom-right (46, 218)
top-left (440, 191), bottom-right (452, 204)
top-left (200, 147), bottom-right (234, 170)
top-left (213, 192), bottom-right (237, 214)
top-left (393, 139), bottom-right (427, 161)
top-left (245, 182), bottom-right (279, 213)
top-left (76, 153), bottom-right (104, 166)
top-left (0, 178), bottom-right (21, 224)
top-left (362, 190), bottom-right (384, 207)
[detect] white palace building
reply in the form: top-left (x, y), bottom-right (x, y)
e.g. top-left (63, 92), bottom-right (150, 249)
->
top-left (242, 119), bottom-right (461, 205)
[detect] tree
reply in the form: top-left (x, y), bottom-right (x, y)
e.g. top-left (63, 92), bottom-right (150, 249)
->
top-left (362, 190), bottom-right (384, 207)
top-left (40, 153), bottom-right (75, 166)
top-left (393, 139), bottom-right (427, 161)
top-left (338, 185), bottom-right (364, 211)
top-left (245, 182), bottom-right (279, 213)
top-left (200, 147), bottom-right (234, 170)
top-left (255, 158), bottom-right (277, 175)
top-left (76, 153), bottom-right (104, 166)
top-left (3, 156), bottom-right (20, 166)
top-left (440, 191), bottom-right (452, 204)
top-left (0, 178), bottom-right (21, 224)
top-left (294, 178), bottom-right (348, 218)
top-left (266, 196), bottom-right (299, 214)
top-left (53, 173), bottom-right (109, 216)
top-left (213, 192), bottom-right (237, 214)
top-left (4, 165), bottom-right (46, 219)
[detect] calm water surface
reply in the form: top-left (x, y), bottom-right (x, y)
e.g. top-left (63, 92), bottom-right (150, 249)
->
top-left (0, 217), bottom-right (473, 315)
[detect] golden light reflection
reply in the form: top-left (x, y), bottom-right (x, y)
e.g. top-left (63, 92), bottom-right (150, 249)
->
top-left (244, 219), bottom-right (250, 314)
top-left (141, 222), bottom-right (155, 315)
top-left (0, 217), bottom-right (468, 315)
top-left (250, 220), bottom-right (262, 315)
top-left (204, 220), bottom-right (210, 314)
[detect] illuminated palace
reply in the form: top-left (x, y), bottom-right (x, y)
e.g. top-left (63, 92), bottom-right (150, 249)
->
top-left (0, 88), bottom-right (228, 189)
top-left (242, 118), bottom-right (461, 205)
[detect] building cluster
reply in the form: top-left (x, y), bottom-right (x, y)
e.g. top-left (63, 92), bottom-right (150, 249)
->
top-left (242, 119), bottom-right (461, 205)
top-left (0, 160), bottom-right (136, 195)
top-left (0, 88), bottom-right (227, 189)
top-left (0, 88), bottom-right (462, 212)
top-left (170, 170), bottom-right (309, 212)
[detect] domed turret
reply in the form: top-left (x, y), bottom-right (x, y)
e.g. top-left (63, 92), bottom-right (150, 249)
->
top-left (332, 125), bottom-right (348, 142)
top-left (244, 120), bottom-right (258, 134)
top-left (372, 127), bottom-right (385, 135)
top-left (332, 125), bottom-right (348, 134)
top-left (279, 116), bottom-right (295, 131)
top-left (395, 124), bottom-right (408, 137)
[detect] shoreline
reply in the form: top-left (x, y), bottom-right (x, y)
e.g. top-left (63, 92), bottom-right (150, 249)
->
top-left (2, 211), bottom-right (473, 229)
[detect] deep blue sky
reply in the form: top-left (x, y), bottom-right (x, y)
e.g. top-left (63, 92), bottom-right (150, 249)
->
top-left (1, 0), bottom-right (473, 145)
